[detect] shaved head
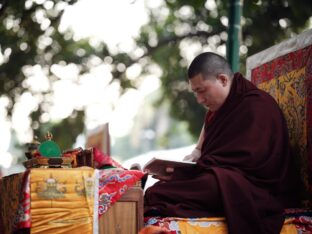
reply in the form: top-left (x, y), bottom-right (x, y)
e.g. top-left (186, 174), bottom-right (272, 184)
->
top-left (188, 52), bottom-right (233, 80)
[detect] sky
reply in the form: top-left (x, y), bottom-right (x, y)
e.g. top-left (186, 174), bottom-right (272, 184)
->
top-left (0, 0), bottom-right (164, 171)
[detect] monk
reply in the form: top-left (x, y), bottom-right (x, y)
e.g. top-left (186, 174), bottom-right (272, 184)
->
top-left (144, 52), bottom-right (299, 234)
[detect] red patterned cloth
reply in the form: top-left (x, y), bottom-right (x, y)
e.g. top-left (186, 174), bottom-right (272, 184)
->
top-left (284, 208), bottom-right (312, 233)
top-left (98, 168), bottom-right (145, 216)
top-left (93, 147), bottom-right (145, 216)
top-left (93, 147), bottom-right (123, 169)
top-left (15, 171), bottom-right (31, 229)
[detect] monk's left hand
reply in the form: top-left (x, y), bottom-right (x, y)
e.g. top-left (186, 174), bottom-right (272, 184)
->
top-left (152, 167), bottom-right (174, 181)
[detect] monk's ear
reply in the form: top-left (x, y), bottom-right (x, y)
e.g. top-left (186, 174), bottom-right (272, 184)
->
top-left (216, 74), bottom-right (229, 87)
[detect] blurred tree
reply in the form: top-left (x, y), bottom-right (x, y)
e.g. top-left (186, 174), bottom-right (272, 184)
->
top-left (31, 109), bottom-right (84, 151)
top-left (0, 0), bottom-right (311, 150)
top-left (0, 0), bottom-right (127, 149)
top-left (111, 0), bottom-right (312, 137)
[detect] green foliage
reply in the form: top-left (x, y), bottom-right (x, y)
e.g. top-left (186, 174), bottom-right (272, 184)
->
top-left (0, 0), bottom-right (124, 149)
top-left (242, 0), bottom-right (312, 56)
top-left (0, 0), bottom-right (90, 148)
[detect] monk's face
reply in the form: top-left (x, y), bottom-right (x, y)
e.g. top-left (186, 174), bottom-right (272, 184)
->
top-left (189, 73), bottom-right (231, 111)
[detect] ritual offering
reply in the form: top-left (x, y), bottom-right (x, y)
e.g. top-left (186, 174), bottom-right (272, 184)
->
top-left (23, 132), bottom-right (72, 169)
top-left (38, 132), bottom-right (61, 158)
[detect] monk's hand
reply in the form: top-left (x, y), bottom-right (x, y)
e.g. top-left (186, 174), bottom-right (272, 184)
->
top-left (152, 167), bottom-right (174, 181)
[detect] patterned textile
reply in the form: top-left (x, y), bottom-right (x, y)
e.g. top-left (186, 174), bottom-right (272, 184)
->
top-left (145, 217), bottom-right (228, 234)
top-left (250, 44), bottom-right (312, 204)
top-left (17, 163), bottom-right (144, 230)
top-left (16, 172), bottom-right (31, 229)
top-left (284, 208), bottom-right (312, 233)
top-left (30, 168), bottom-right (96, 234)
top-left (98, 168), bottom-right (145, 216)
top-left (145, 212), bottom-right (312, 234)
top-left (93, 147), bottom-right (123, 169)
top-left (0, 172), bottom-right (26, 234)
top-left (3, 150), bottom-right (144, 233)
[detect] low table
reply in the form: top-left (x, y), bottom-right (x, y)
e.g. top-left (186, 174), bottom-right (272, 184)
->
top-left (99, 183), bottom-right (143, 234)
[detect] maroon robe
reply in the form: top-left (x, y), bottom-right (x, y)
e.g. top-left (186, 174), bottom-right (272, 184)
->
top-left (144, 73), bottom-right (299, 234)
